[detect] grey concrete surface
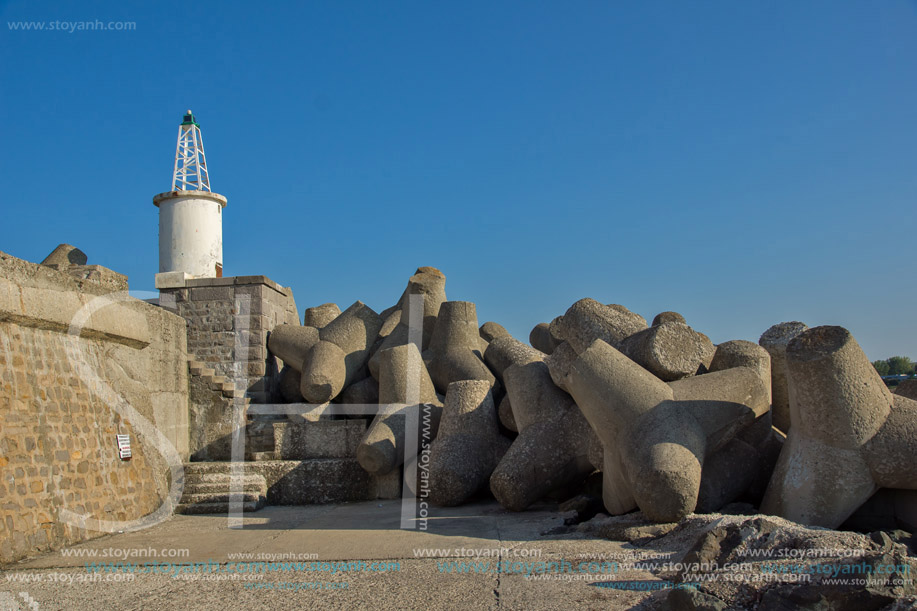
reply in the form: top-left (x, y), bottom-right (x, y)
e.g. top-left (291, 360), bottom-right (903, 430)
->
top-left (3, 500), bottom-right (668, 610)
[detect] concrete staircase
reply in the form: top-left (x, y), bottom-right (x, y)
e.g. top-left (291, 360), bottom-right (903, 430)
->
top-left (181, 358), bottom-right (401, 513)
top-left (176, 462), bottom-right (268, 514)
top-left (187, 358), bottom-right (253, 463)
top-left (189, 360), bottom-right (246, 400)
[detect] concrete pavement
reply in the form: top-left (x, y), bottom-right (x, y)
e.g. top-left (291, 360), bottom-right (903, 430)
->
top-left (1, 500), bottom-right (668, 610)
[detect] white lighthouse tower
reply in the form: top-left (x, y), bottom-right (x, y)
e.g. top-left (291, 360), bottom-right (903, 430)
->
top-left (154, 110), bottom-right (227, 287)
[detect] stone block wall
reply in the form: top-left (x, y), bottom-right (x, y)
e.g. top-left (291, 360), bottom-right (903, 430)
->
top-left (159, 276), bottom-right (299, 403)
top-left (0, 251), bottom-right (189, 564)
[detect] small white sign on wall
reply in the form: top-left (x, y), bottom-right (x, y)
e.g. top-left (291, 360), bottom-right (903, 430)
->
top-left (116, 434), bottom-right (132, 461)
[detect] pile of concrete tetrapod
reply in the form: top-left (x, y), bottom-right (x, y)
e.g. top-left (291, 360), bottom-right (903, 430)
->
top-left (266, 268), bottom-right (917, 528)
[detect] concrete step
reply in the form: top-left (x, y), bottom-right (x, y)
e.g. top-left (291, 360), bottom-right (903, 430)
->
top-left (180, 492), bottom-right (265, 505)
top-left (180, 460), bottom-right (401, 505)
top-left (175, 499), bottom-right (265, 515)
top-left (188, 360), bottom-right (216, 377)
top-left (245, 451), bottom-right (279, 461)
top-left (184, 472), bottom-right (266, 485)
top-left (183, 463), bottom-right (270, 484)
top-left (178, 462), bottom-right (268, 511)
top-left (184, 462), bottom-right (254, 474)
top-left (184, 481), bottom-right (267, 494)
top-left (188, 360), bottom-right (207, 375)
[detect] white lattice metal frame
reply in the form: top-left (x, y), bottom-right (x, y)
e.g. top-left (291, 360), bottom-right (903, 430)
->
top-left (172, 110), bottom-right (211, 192)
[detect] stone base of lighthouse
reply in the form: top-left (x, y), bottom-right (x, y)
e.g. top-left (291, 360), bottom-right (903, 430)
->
top-left (158, 273), bottom-right (300, 405)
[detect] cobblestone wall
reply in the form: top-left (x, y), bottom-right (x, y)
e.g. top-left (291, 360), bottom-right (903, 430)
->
top-left (0, 251), bottom-right (189, 564)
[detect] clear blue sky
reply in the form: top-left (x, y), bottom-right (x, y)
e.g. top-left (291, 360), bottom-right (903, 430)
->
top-left (2, 1), bottom-right (915, 360)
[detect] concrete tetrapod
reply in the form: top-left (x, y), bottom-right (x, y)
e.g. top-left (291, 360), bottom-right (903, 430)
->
top-left (489, 357), bottom-right (597, 512)
top-left (544, 341), bottom-right (578, 393)
top-left (705, 339), bottom-right (782, 505)
top-left (479, 321), bottom-right (510, 343)
top-left (550, 298), bottom-right (647, 353)
top-left (368, 267), bottom-right (447, 377)
top-left (560, 339), bottom-right (769, 522)
top-left (497, 396), bottom-right (517, 433)
top-left (483, 336), bottom-right (544, 382)
top-left (758, 321), bottom-right (808, 433)
top-left (401, 266), bottom-right (447, 345)
top-left (303, 303), bottom-right (341, 329)
top-left (707, 341), bottom-right (776, 452)
top-left (267, 325), bottom-right (320, 372)
top-left (424, 301), bottom-right (496, 394)
top-left (651, 311), bottom-right (686, 326)
top-left (357, 343), bottom-right (443, 476)
top-left (278, 366), bottom-right (304, 402)
top-left (41, 243), bottom-right (88, 267)
top-left (529, 322), bottom-right (561, 355)
top-left (761, 326), bottom-right (917, 528)
top-left (300, 301), bottom-right (383, 403)
top-left (708, 340), bottom-right (772, 401)
top-left (671, 360), bottom-right (777, 511)
top-left (377, 308), bottom-right (401, 340)
top-left (618, 321), bottom-right (715, 381)
top-left (482, 336), bottom-right (548, 435)
top-left (694, 437), bottom-right (763, 512)
top-left (339, 375), bottom-right (379, 406)
top-left (427, 380), bottom-right (511, 506)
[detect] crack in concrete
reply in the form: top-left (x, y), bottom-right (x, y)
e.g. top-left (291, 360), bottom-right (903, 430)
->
top-left (494, 519), bottom-right (502, 609)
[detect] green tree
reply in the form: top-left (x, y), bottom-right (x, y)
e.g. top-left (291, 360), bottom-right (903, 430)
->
top-left (886, 356), bottom-right (915, 376)
top-left (873, 360), bottom-right (891, 376)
